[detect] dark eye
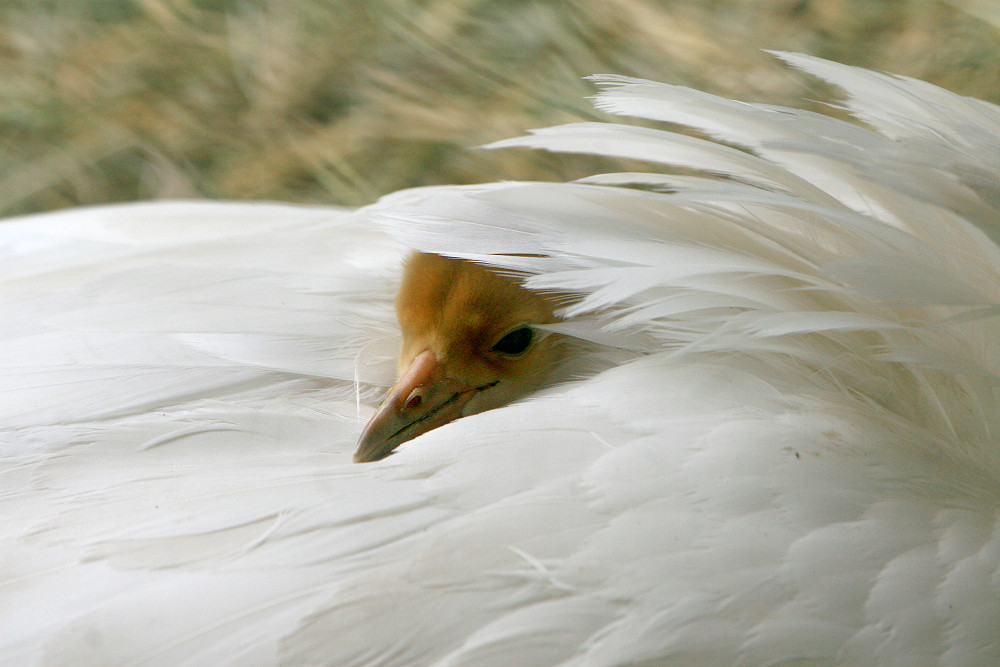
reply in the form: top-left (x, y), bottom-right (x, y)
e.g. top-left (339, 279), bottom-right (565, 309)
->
top-left (491, 326), bottom-right (534, 356)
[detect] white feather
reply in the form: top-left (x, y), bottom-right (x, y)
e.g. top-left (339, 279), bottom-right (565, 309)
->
top-left (4, 55), bottom-right (1000, 665)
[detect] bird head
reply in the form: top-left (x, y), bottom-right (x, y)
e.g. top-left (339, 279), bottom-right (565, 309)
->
top-left (354, 251), bottom-right (558, 462)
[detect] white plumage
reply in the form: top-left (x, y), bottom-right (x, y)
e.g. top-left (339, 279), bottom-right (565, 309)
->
top-left (3, 53), bottom-right (1000, 665)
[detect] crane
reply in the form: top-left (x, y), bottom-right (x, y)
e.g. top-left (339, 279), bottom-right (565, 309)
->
top-left (3, 52), bottom-right (999, 665)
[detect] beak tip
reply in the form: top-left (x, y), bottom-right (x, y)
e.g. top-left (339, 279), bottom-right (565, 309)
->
top-left (353, 432), bottom-right (390, 464)
top-left (353, 352), bottom-right (484, 464)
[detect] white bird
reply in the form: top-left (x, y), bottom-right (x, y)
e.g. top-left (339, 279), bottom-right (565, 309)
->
top-left (3, 52), bottom-right (1000, 665)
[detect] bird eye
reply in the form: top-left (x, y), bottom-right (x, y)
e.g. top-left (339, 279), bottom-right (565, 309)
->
top-left (491, 326), bottom-right (534, 356)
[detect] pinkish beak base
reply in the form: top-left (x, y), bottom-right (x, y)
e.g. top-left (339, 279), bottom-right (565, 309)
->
top-left (354, 351), bottom-right (483, 463)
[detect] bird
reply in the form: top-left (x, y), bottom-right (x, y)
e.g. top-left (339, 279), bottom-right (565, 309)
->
top-left (354, 251), bottom-right (560, 463)
top-left (3, 51), bottom-right (1000, 665)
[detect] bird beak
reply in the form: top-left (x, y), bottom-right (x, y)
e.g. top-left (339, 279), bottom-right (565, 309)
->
top-left (354, 350), bottom-right (483, 463)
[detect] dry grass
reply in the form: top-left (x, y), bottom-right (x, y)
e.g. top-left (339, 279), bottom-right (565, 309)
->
top-left (1, 0), bottom-right (998, 216)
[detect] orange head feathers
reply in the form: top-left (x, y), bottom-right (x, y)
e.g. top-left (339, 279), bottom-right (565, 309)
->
top-left (354, 252), bottom-right (558, 463)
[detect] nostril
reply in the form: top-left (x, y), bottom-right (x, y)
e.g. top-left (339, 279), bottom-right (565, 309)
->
top-left (405, 394), bottom-right (422, 410)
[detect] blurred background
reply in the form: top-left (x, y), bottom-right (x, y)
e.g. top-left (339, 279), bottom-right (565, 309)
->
top-left (1, 0), bottom-right (998, 218)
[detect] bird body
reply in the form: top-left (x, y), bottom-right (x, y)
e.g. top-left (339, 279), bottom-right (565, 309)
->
top-left (4, 53), bottom-right (1000, 665)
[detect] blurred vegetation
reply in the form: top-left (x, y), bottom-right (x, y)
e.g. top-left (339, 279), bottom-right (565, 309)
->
top-left (0, 0), bottom-right (998, 216)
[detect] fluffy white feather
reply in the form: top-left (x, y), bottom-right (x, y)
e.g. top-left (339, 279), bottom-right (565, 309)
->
top-left (3, 54), bottom-right (1000, 665)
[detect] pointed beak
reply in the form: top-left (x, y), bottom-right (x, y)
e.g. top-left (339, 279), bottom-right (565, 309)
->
top-left (354, 350), bottom-right (484, 463)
